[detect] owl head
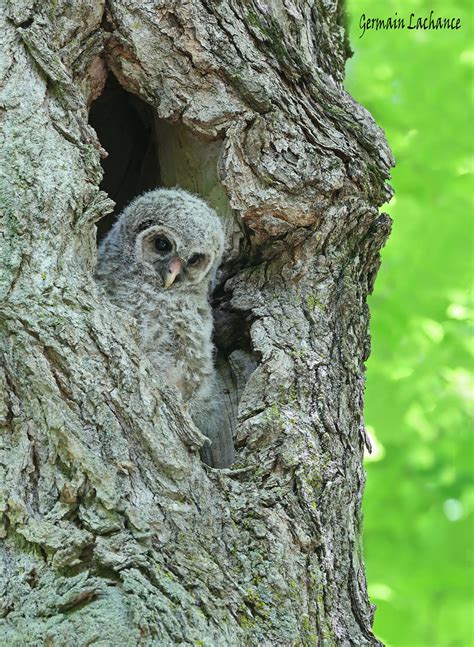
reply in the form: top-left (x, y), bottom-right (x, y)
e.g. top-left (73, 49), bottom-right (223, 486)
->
top-left (111, 188), bottom-right (225, 291)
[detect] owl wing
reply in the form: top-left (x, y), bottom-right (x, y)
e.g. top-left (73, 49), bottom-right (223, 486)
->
top-left (196, 351), bottom-right (256, 468)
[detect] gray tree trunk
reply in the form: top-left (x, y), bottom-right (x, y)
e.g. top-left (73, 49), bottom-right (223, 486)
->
top-left (0, 1), bottom-right (393, 645)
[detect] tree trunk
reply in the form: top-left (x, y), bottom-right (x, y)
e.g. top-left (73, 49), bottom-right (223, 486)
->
top-left (0, 1), bottom-right (393, 645)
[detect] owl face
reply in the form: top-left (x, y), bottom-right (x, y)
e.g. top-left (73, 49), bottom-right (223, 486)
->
top-left (135, 222), bottom-right (215, 289)
top-left (117, 188), bottom-right (225, 291)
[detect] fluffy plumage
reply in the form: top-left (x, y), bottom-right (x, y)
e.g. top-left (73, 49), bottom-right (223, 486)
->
top-left (95, 187), bottom-right (234, 467)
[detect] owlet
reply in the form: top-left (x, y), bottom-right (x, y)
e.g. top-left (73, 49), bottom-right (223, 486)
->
top-left (95, 187), bottom-right (234, 467)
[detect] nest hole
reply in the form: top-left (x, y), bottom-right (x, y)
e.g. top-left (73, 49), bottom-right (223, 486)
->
top-left (88, 74), bottom-right (256, 467)
top-left (89, 74), bottom-right (160, 239)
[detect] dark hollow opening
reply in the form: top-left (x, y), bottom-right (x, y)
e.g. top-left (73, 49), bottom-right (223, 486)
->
top-left (89, 74), bottom-right (160, 240)
top-left (88, 75), bottom-right (255, 467)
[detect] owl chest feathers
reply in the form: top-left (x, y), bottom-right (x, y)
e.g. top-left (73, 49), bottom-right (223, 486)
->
top-left (129, 283), bottom-right (215, 402)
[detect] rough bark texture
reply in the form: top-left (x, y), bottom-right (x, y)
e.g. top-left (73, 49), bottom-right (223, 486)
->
top-left (0, 1), bottom-right (393, 645)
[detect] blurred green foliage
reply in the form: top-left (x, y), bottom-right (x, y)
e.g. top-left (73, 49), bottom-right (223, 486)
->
top-left (345, 0), bottom-right (473, 645)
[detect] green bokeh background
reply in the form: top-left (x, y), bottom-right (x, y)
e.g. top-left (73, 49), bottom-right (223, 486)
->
top-left (345, 1), bottom-right (473, 645)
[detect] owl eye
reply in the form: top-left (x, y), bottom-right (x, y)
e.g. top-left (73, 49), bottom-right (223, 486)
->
top-left (188, 253), bottom-right (205, 266)
top-left (154, 237), bottom-right (172, 252)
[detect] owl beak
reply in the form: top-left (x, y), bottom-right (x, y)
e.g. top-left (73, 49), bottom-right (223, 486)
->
top-left (163, 257), bottom-right (183, 289)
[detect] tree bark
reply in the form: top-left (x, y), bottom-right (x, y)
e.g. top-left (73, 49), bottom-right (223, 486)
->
top-left (0, 1), bottom-right (393, 645)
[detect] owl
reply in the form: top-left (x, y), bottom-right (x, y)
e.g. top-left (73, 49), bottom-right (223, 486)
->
top-left (95, 187), bottom-right (235, 468)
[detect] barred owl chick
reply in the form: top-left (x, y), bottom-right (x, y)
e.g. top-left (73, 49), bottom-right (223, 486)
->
top-left (95, 187), bottom-right (234, 468)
